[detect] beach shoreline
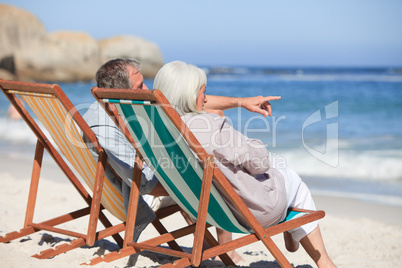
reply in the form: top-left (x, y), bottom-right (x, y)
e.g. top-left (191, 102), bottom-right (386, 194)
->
top-left (1, 155), bottom-right (402, 267)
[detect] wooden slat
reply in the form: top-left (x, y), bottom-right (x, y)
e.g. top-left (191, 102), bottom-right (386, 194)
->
top-left (91, 87), bottom-right (158, 102)
top-left (0, 79), bottom-right (55, 94)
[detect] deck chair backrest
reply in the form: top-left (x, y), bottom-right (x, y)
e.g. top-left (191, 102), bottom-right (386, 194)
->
top-left (88, 88), bottom-right (327, 268)
top-left (93, 88), bottom-right (249, 234)
top-left (2, 82), bottom-right (125, 221)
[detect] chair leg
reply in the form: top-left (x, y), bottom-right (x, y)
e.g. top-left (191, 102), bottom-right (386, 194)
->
top-left (260, 236), bottom-right (292, 268)
top-left (151, 219), bottom-right (183, 252)
top-left (86, 149), bottom-right (107, 246)
top-left (87, 149), bottom-right (124, 247)
top-left (191, 156), bottom-right (215, 267)
top-left (0, 227), bottom-right (37, 243)
top-left (123, 156), bottom-right (143, 247)
top-left (0, 140), bottom-right (44, 243)
top-left (83, 246), bottom-right (137, 266)
top-left (24, 140), bottom-right (45, 227)
top-left (32, 238), bottom-right (86, 259)
top-left (203, 229), bottom-right (236, 266)
top-left (97, 212), bottom-right (124, 248)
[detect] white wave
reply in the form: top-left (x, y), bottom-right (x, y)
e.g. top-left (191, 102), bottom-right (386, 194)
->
top-left (278, 74), bottom-right (402, 82)
top-left (0, 117), bottom-right (58, 147)
top-left (2, 117), bottom-right (401, 183)
top-left (275, 147), bottom-right (402, 182)
top-left (0, 118), bottom-right (37, 145)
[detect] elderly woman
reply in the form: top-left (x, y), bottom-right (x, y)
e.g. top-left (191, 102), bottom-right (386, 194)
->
top-left (153, 61), bottom-right (336, 268)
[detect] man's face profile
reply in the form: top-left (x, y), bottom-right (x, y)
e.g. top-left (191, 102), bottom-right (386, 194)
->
top-left (129, 67), bottom-right (148, 90)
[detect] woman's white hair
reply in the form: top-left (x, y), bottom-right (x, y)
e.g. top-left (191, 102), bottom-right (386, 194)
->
top-left (153, 61), bottom-right (207, 114)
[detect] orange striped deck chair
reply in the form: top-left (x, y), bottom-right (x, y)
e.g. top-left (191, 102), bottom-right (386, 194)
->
top-left (0, 79), bottom-right (181, 261)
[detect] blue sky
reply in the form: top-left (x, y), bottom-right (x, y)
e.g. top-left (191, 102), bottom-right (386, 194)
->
top-left (3, 0), bottom-right (402, 67)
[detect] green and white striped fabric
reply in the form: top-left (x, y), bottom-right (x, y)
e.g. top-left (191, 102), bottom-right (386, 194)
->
top-left (104, 99), bottom-right (250, 234)
top-left (281, 210), bottom-right (307, 223)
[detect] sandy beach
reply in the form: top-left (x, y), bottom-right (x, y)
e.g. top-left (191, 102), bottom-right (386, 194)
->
top-left (0, 155), bottom-right (401, 268)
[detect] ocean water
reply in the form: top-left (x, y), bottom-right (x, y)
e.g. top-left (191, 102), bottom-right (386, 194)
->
top-left (1, 67), bottom-right (402, 206)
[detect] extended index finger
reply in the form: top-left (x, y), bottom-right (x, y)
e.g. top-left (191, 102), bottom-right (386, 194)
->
top-left (263, 96), bottom-right (281, 101)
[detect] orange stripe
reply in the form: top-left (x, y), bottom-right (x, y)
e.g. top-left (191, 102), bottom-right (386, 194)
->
top-left (48, 99), bottom-right (125, 218)
top-left (22, 95), bottom-right (125, 221)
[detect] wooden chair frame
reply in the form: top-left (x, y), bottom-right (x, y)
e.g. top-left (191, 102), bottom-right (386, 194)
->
top-left (0, 80), bottom-right (182, 261)
top-left (88, 87), bottom-right (326, 267)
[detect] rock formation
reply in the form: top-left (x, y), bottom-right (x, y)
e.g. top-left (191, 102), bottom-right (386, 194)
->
top-left (13, 31), bottom-right (100, 82)
top-left (0, 4), bottom-right (164, 82)
top-left (0, 4), bottom-right (46, 57)
top-left (99, 36), bottom-right (164, 78)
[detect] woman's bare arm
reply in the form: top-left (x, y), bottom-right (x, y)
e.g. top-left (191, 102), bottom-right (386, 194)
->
top-left (205, 95), bottom-right (281, 117)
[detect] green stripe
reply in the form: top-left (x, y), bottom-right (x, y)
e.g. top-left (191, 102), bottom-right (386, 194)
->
top-left (280, 211), bottom-right (307, 223)
top-left (119, 104), bottom-right (200, 219)
top-left (120, 103), bottom-right (246, 233)
top-left (143, 105), bottom-right (246, 233)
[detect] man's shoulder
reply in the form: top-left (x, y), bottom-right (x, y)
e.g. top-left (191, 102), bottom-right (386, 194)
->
top-left (83, 101), bottom-right (100, 116)
top-left (83, 101), bottom-right (109, 126)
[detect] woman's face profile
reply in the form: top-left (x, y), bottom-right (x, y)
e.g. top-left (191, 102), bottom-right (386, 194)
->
top-left (196, 85), bottom-right (207, 111)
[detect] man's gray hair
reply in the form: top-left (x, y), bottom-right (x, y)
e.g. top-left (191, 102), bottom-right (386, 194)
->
top-left (96, 58), bottom-right (141, 89)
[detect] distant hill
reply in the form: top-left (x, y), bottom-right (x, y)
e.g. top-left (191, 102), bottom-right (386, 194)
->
top-left (0, 4), bottom-right (164, 82)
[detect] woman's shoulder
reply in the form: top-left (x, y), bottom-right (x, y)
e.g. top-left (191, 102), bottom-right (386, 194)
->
top-left (181, 112), bottom-right (229, 130)
top-left (181, 112), bottom-right (223, 120)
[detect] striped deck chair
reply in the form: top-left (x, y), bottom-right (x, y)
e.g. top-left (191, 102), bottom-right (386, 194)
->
top-left (0, 80), bottom-right (181, 261)
top-left (88, 87), bottom-right (326, 268)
